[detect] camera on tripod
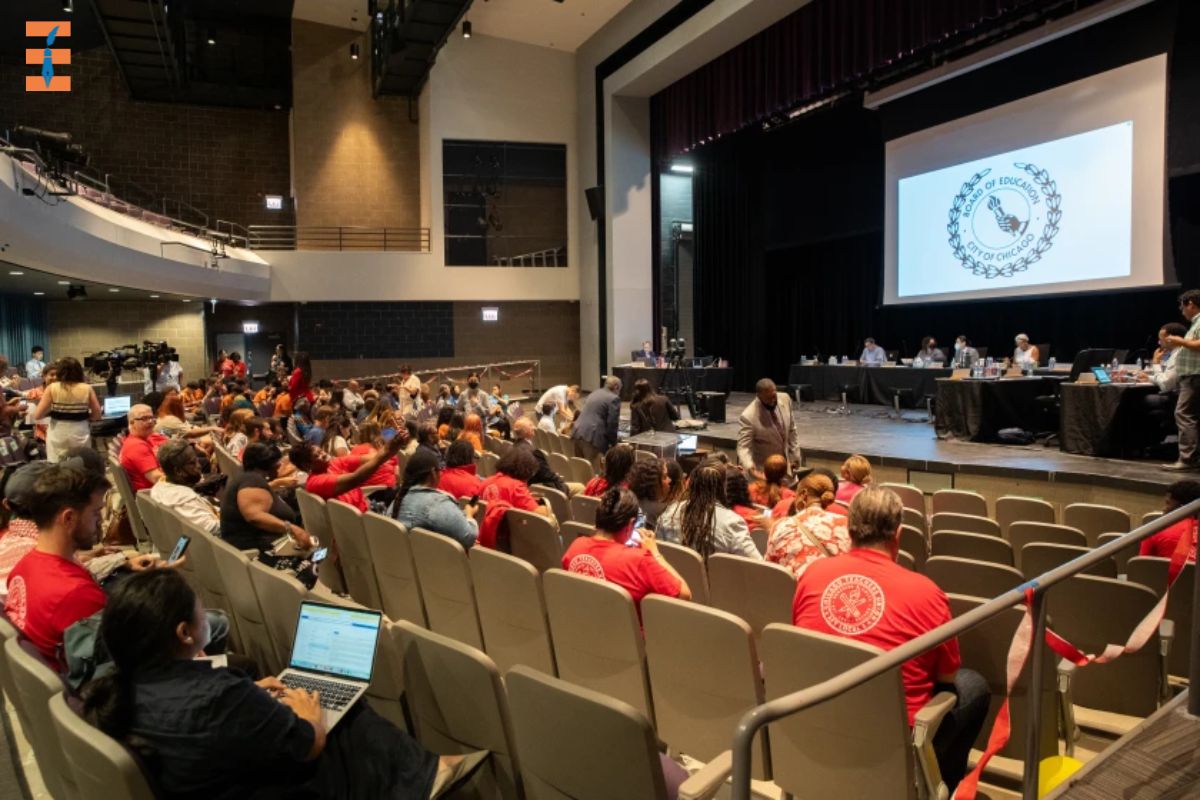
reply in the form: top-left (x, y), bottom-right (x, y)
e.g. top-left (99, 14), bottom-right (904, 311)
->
top-left (666, 338), bottom-right (687, 365)
top-left (84, 340), bottom-right (177, 379)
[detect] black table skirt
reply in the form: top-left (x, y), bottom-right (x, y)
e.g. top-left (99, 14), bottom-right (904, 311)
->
top-left (788, 365), bottom-right (951, 408)
top-left (1059, 383), bottom-right (1158, 457)
top-left (611, 366), bottom-right (734, 402)
top-left (935, 378), bottom-right (1057, 442)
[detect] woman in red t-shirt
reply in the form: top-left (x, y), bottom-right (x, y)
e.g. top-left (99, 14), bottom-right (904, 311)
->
top-left (438, 440), bottom-right (483, 499)
top-left (584, 443), bottom-right (635, 497)
top-left (478, 447), bottom-right (553, 549)
top-left (288, 352), bottom-right (315, 405)
top-left (725, 465), bottom-right (767, 531)
top-left (751, 454), bottom-right (794, 510)
top-left (561, 487), bottom-right (691, 613)
top-left (348, 421), bottom-right (398, 488)
top-left (1140, 480), bottom-right (1200, 561)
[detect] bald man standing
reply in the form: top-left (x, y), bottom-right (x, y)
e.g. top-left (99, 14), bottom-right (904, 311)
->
top-left (118, 404), bottom-right (168, 491)
top-left (737, 379), bottom-right (802, 479)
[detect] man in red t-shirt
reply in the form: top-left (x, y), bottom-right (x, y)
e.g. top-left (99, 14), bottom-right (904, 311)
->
top-left (289, 432), bottom-right (408, 512)
top-left (119, 404), bottom-right (168, 491)
top-left (792, 486), bottom-right (988, 794)
top-left (561, 487), bottom-right (690, 614)
top-left (1140, 480), bottom-right (1200, 560)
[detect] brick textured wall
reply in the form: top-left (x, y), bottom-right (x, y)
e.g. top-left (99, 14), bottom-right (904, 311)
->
top-left (298, 302), bottom-right (454, 360)
top-left (0, 47), bottom-right (292, 228)
top-left (291, 21), bottom-right (421, 229)
top-left (46, 300), bottom-right (206, 382)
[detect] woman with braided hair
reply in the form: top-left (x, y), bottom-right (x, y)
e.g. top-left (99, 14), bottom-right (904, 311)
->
top-left (656, 463), bottom-right (761, 560)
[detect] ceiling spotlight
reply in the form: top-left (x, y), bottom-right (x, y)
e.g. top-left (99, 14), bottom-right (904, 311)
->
top-left (108, 288), bottom-right (120, 293)
top-left (33, 291), bottom-right (44, 296)
top-left (62, 0), bottom-right (73, 12)
top-left (57, 280), bottom-right (70, 285)
top-left (150, 294), bottom-right (160, 298)
top-left (182, 299), bottom-right (191, 303)
top-left (462, 20), bottom-right (471, 38)
top-left (670, 163), bottom-right (694, 174)
top-left (8, 270), bottom-right (23, 276)
top-left (350, 43), bottom-right (360, 60)
top-left (206, 27), bottom-right (216, 46)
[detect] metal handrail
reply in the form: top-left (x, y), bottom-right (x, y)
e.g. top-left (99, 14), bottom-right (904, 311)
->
top-left (729, 498), bottom-right (1200, 800)
top-left (246, 225), bottom-right (431, 252)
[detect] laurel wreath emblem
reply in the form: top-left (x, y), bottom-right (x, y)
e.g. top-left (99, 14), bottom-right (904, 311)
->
top-left (946, 163), bottom-right (1062, 279)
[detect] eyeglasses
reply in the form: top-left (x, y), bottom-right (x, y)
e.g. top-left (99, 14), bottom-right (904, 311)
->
top-left (132, 415), bottom-right (155, 423)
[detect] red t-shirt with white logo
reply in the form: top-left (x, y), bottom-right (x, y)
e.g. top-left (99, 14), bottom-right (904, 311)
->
top-left (305, 455), bottom-right (368, 512)
top-left (4, 548), bottom-right (106, 664)
top-left (792, 547), bottom-right (960, 725)
top-left (561, 537), bottom-right (682, 614)
top-left (1139, 518), bottom-right (1197, 561)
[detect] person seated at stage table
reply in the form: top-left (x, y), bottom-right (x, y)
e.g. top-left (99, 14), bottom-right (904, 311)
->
top-left (657, 463), bottom-right (761, 559)
top-left (635, 340), bottom-right (657, 360)
top-left (1140, 479), bottom-right (1200, 560)
top-left (1013, 334), bottom-right (1040, 368)
top-left (917, 336), bottom-right (946, 365)
top-left (750, 454), bottom-right (794, 511)
top-left (859, 338), bottom-right (887, 366)
top-left (737, 378), bottom-right (801, 480)
top-left (1139, 323), bottom-right (1185, 393)
top-left (630, 378), bottom-right (680, 435)
top-left (952, 335), bottom-right (980, 368)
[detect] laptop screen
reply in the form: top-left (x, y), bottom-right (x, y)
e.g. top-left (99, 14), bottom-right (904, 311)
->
top-left (289, 602), bottom-right (382, 681)
top-left (677, 434), bottom-right (698, 454)
top-left (1091, 367), bottom-right (1113, 385)
top-left (102, 395), bottom-right (131, 417)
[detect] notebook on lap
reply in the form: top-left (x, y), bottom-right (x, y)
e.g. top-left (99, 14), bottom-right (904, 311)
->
top-left (277, 602), bottom-right (383, 730)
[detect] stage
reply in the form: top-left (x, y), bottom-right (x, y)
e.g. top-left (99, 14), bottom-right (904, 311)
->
top-left (624, 393), bottom-right (1175, 503)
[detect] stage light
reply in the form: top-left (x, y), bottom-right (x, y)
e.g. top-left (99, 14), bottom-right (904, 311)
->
top-left (57, 280), bottom-right (70, 285)
top-left (8, 270), bottom-right (23, 276)
top-left (462, 21), bottom-right (472, 38)
top-left (150, 294), bottom-right (160, 298)
top-left (206, 27), bottom-right (216, 46)
top-left (33, 291), bottom-right (44, 296)
top-left (108, 288), bottom-right (120, 293)
top-left (350, 43), bottom-right (360, 60)
top-left (670, 163), bottom-right (694, 174)
top-left (62, 0), bottom-right (73, 12)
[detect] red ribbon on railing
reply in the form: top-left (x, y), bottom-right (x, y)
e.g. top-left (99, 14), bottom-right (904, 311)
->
top-left (955, 521), bottom-right (1195, 800)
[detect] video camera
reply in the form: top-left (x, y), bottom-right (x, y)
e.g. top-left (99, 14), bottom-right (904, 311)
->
top-left (665, 338), bottom-right (688, 365)
top-left (84, 340), bottom-right (177, 379)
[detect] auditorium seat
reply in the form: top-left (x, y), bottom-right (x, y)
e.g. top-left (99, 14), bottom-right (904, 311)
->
top-left (506, 509), bottom-right (564, 573)
top-left (1063, 503), bottom-right (1131, 547)
top-left (706, 554), bottom-right (796, 642)
top-left (1141, 510), bottom-right (1162, 526)
top-left (477, 451), bottom-right (500, 478)
top-left (880, 482), bottom-right (926, 516)
top-left (925, 556), bottom-right (1024, 600)
top-left (750, 527), bottom-right (768, 557)
top-left (930, 531), bottom-right (1014, 567)
top-left (1126, 557), bottom-right (1194, 678)
top-left (171, 516), bottom-right (238, 636)
top-left (0, 615), bottom-right (20, 705)
top-left (548, 452), bottom-right (571, 481)
top-left (657, 541), bottom-right (710, 605)
top-left (1008, 522), bottom-right (1087, 569)
top-left (642, 596), bottom-right (769, 779)
top-left (50, 692), bottom-right (156, 800)
top-left (208, 533), bottom-right (277, 673)
top-left (530, 484), bottom-right (572, 523)
top-left (504, 665), bottom-right (732, 800)
top-left (902, 507), bottom-right (928, 536)
top-left (295, 488), bottom-right (345, 594)
top-left (896, 550), bottom-right (917, 571)
top-left (368, 620), bottom-right (409, 731)
top-left (1021, 543), bottom-right (1116, 581)
top-left (5, 637), bottom-right (78, 800)
top-left (362, 513), bottom-right (428, 626)
top-left (931, 489), bottom-right (988, 518)
top-left (543, 568), bottom-right (655, 725)
top-left (107, 458), bottom-right (153, 552)
top-left (930, 512), bottom-right (1002, 538)
top-left (559, 520), bottom-right (592, 549)
top-left (214, 444), bottom-right (243, 481)
top-left (1095, 531), bottom-right (1139, 575)
top-left (995, 495), bottom-right (1057, 537)
top-left (469, 547), bottom-right (557, 676)
top-left (134, 490), bottom-right (172, 556)
top-left (760, 624), bottom-right (953, 799)
top-left (569, 456), bottom-right (596, 484)
top-left (326, 500), bottom-right (383, 609)
top-left (247, 560), bottom-right (307, 675)
top-left (569, 494), bottom-right (599, 525)
top-left (395, 621), bottom-right (522, 799)
top-left (408, 528), bottom-right (484, 650)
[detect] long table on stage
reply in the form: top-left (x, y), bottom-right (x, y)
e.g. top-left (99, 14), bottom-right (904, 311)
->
top-left (788, 364), bottom-right (951, 408)
top-left (611, 365), bottom-right (734, 402)
top-left (1060, 382), bottom-right (1158, 457)
top-left (935, 377), bottom-right (1057, 442)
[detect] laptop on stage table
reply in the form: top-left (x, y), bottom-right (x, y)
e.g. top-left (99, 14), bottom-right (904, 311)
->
top-left (101, 395), bottom-right (131, 419)
top-left (277, 601), bottom-right (383, 730)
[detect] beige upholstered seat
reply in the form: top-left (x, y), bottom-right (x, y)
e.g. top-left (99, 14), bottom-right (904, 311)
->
top-left (408, 527), bottom-right (484, 649)
top-left (1127, 557), bottom-right (1194, 678)
top-left (213, 444), bottom-right (243, 481)
top-left (930, 531), bottom-right (1014, 567)
top-left (5, 637), bottom-right (78, 800)
top-left (506, 508), bottom-right (564, 573)
top-left (930, 512), bottom-right (1002, 538)
top-left (706, 554), bottom-right (795, 641)
top-left (902, 507), bottom-right (929, 536)
top-left (1021, 543), bottom-right (1116, 580)
top-left (995, 496), bottom-right (1056, 538)
top-left (1008, 522), bottom-right (1087, 569)
top-left (548, 452), bottom-right (572, 482)
top-left (326, 499), bottom-right (382, 609)
top-left (568, 456), bottom-right (596, 484)
top-left (657, 541), bottom-right (710, 605)
top-left (207, 533), bottom-right (278, 673)
top-left (542, 568), bottom-right (655, 725)
top-left (569, 494), bottom-right (599, 525)
top-left (469, 546), bottom-right (557, 675)
top-left (931, 489), bottom-right (988, 518)
top-left (107, 458), bottom-right (152, 551)
top-left (295, 488), bottom-right (345, 594)
top-left (247, 559), bottom-right (308, 673)
top-left (1096, 531), bottom-right (1140, 575)
top-left (1063, 503), bottom-right (1131, 547)
top-left (477, 451), bottom-right (500, 477)
top-left (898, 525), bottom-right (928, 573)
top-left (879, 482), bottom-right (926, 516)
top-left (362, 512), bottom-right (427, 625)
top-left (50, 693), bottom-right (156, 800)
top-left (559, 521), bottom-right (593, 549)
top-left (530, 484), bottom-right (572, 523)
top-left (135, 490), bottom-right (172, 555)
top-left (925, 556), bottom-right (1024, 600)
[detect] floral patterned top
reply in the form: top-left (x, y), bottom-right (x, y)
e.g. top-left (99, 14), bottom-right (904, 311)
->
top-left (766, 504), bottom-right (852, 578)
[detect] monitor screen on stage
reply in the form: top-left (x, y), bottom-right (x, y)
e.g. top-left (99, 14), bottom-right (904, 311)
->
top-left (882, 55), bottom-right (1168, 306)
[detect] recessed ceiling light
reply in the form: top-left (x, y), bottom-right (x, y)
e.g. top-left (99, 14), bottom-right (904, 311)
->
top-left (33, 291), bottom-right (44, 296)
top-left (108, 288), bottom-right (120, 293)
top-left (57, 280), bottom-right (70, 285)
top-left (150, 294), bottom-right (160, 298)
top-left (182, 299), bottom-right (191, 303)
top-left (8, 270), bottom-right (23, 275)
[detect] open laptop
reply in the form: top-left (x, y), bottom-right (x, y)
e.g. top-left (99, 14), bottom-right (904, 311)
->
top-left (101, 395), bottom-right (131, 419)
top-left (677, 434), bottom-right (699, 455)
top-left (277, 601), bottom-right (383, 730)
top-left (1090, 366), bottom-right (1113, 385)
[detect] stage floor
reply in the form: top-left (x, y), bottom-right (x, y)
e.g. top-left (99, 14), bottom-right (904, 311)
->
top-left (624, 392), bottom-right (1175, 493)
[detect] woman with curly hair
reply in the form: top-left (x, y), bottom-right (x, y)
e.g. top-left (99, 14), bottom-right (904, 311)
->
top-left (724, 466), bottom-right (765, 530)
top-left (656, 464), bottom-right (761, 560)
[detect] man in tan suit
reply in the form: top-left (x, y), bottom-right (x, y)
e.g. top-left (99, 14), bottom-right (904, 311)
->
top-left (737, 378), bottom-right (802, 479)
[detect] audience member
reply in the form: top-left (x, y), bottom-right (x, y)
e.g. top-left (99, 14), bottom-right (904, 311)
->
top-left (342, 380), bottom-right (365, 414)
top-left (458, 373), bottom-right (492, 417)
top-left (537, 402), bottom-right (558, 433)
top-left (629, 379), bottom-right (679, 435)
top-left (584, 443), bottom-right (634, 497)
top-left (628, 456), bottom-right (669, 528)
top-left (288, 352), bottom-right (315, 405)
top-left (305, 405), bottom-right (333, 446)
top-left (348, 421), bottom-right (399, 489)
top-left (767, 472), bottom-right (851, 577)
top-left (223, 408), bottom-right (255, 459)
top-left (736, 378), bottom-right (801, 479)
top-left (153, 353), bottom-right (184, 393)
top-left (1140, 479), bottom-right (1200, 560)
top-left (391, 450), bottom-right (479, 549)
top-left (792, 487), bottom-right (988, 793)
top-left (656, 464), bottom-right (761, 559)
top-left (536, 384), bottom-right (579, 424)
top-left (271, 343), bottom-right (293, 382)
top-left (23, 364), bottom-right (55, 443)
top-left (562, 487), bottom-right (690, 612)
top-left (288, 432), bottom-right (407, 513)
top-left (320, 415), bottom-right (353, 457)
top-left (724, 466), bottom-right (763, 530)
top-left (662, 459), bottom-right (685, 506)
top-left (750, 454), bottom-right (794, 512)
top-left (81, 569), bottom-right (484, 799)
top-left (478, 447), bottom-right (552, 550)
top-left (33, 356), bottom-right (101, 462)
top-left (151, 439), bottom-right (220, 534)
top-left (836, 454), bottom-right (872, 505)
top-left (415, 422), bottom-right (445, 468)
top-left (511, 417), bottom-right (573, 496)
top-left (221, 443), bottom-right (312, 554)
top-left (25, 346), bottom-right (46, 380)
top-left (461, 413), bottom-right (486, 453)
top-left (572, 377), bottom-right (622, 463)
top-left (437, 440), bottom-right (483, 499)
top-left (119, 404), bottom-right (168, 491)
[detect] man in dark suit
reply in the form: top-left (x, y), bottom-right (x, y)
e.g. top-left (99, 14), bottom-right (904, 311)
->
top-left (571, 376), bottom-right (622, 464)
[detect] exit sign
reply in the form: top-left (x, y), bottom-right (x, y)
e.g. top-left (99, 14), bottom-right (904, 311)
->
top-left (482, 307), bottom-right (499, 322)
top-left (243, 321), bottom-right (260, 334)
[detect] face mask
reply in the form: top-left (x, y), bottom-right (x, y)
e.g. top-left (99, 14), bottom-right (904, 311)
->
top-left (954, 343), bottom-right (963, 351)
top-left (468, 381), bottom-right (479, 389)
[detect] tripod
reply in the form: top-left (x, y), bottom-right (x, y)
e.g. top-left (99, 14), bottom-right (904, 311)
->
top-left (661, 356), bottom-right (698, 418)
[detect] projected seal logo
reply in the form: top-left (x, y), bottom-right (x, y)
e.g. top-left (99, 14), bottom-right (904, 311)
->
top-left (947, 162), bottom-right (1061, 279)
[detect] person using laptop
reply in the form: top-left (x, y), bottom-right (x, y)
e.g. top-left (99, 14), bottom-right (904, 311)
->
top-left (32, 356), bottom-right (101, 462)
top-left (82, 570), bottom-right (486, 799)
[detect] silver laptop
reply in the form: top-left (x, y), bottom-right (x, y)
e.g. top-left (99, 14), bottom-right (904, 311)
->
top-left (277, 601), bottom-right (383, 730)
top-left (101, 395), bottom-right (131, 419)
top-left (677, 434), bottom-right (699, 455)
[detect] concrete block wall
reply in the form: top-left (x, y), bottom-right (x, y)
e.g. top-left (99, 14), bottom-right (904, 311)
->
top-left (298, 302), bottom-right (454, 360)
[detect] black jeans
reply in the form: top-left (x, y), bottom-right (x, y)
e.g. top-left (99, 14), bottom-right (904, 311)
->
top-left (932, 668), bottom-right (991, 794)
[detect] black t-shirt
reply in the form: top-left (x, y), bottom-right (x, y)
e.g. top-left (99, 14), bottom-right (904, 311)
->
top-left (220, 471), bottom-right (296, 553)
